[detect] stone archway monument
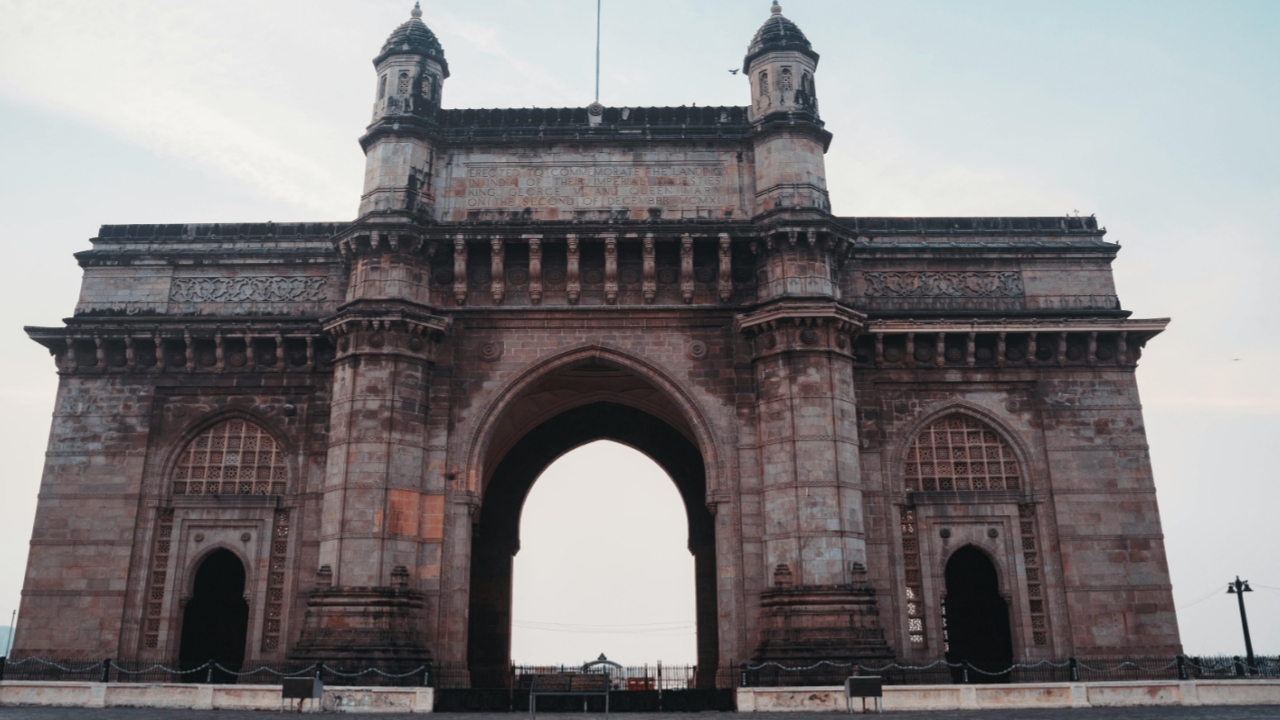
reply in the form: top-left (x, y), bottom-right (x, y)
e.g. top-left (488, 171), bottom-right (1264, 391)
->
top-left (15, 3), bottom-right (1182, 680)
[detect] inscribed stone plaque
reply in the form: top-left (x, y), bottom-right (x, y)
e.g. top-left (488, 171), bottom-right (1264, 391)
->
top-left (441, 150), bottom-right (747, 221)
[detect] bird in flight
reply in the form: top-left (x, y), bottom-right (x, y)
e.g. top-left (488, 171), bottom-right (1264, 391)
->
top-left (728, 69), bottom-right (740, 75)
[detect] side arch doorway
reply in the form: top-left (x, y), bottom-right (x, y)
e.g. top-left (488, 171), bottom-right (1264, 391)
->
top-left (943, 545), bottom-right (1013, 682)
top-left (468, 397), bottom-right (718, 688)
top-left (178, 548), bottom-right (250, 681)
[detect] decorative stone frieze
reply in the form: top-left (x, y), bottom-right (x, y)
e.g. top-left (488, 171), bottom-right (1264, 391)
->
top-left (169, 277), bottom-right (329, 304)
top-left (863, 271), bottom-right (1024, 298)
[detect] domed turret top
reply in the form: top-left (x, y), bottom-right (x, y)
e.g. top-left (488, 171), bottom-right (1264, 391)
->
top-left (743, 1), bottom-right (819, 72)
top-left (374, 2), bottom-right (450, 77)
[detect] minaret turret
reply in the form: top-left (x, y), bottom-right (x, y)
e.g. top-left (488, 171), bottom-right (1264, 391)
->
top-left (745, 1), bottom-right (820, 121)
top-left (371, 2), bottom-right (449, 122)
top-left (358, 2), bottom-right (449, 221)
top-left (745, 1), bottom-right (830, 217)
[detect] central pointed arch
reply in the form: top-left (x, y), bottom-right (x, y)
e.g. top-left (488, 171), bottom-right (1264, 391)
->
top-left (462, 344), bottom-right (724, 498)
top-left (463, 348), bottom-right (725, 689)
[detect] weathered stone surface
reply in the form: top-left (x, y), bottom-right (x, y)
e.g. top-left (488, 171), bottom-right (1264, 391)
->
top-left (12, 3), bottom-right (1180, 681)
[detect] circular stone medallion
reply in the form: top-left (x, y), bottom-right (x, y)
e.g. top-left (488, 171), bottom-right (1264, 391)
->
top-left (480, 342), bottom-right (503, 362)
top-left (657, 268), bottom-right (679, 284)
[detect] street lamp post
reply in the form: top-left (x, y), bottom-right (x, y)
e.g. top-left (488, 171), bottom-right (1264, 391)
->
top-left (1226, 576), bottom-right (1255, 673)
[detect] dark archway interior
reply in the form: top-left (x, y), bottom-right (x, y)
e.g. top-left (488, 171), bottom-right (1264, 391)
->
top-left (944, 546), bottom-right (1014, 682)
top-left (178, 548), bottom-right (249, 679)
top-left (468, 402), bottom-right (718, 688)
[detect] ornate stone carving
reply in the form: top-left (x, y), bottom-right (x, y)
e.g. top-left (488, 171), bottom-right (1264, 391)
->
top-left (169, 277), bottom-right (328, 303)
top-left (863, 271), bottom-right (1023, 298)
top-left (480, 341), bottom-right (503, 362)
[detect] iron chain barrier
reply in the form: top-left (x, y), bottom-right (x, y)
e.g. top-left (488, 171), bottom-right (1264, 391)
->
top-left (0, 654), bottom-right (1275, 689)
top-left (737, 655), bottom-right (1280, 687)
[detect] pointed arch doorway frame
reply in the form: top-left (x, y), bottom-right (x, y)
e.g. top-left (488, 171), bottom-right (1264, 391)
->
top-left (467, 390), bottom-right (720, 689)
top-left (178, 548), bottom-right (250, 683)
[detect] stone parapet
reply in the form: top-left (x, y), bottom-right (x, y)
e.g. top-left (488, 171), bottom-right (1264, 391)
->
top-left (0, 681), bottom-right (433, 712)
top-left (736, 680), bottom-right (1280, 712)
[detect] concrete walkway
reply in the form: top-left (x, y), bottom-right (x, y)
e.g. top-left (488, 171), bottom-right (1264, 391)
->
top-left (3, 710), bottom-right (1280, 719)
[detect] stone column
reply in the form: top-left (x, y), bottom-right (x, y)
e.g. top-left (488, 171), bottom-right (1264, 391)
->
top-left (642, 233), bottom-right (656, 305)
top-left (718, 233), bottom-right (733, 303)
top-left (490, 238), bottom-right (505, 305)
top-left (603, 234), bottom-right (619, 305)
top-left (736, 297), bottom-right (891, 664)
top-left (453, 235), bottom-right (467, 306)
top-left (680, 234), bottom-right (694, 304)
top-left (566, 234), bottom-right (581, 305)
top-left (294, 226), bottom-right (450, 664)
top-left (527, 237), bottom-right (543, 305)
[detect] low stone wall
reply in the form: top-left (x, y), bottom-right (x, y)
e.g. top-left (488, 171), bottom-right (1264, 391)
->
top-left (737, 680), bottom-right (1280, 712)
top-left (0, 682), bottom-right (433, 713)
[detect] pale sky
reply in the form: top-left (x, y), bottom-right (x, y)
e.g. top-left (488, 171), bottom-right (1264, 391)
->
top-left (0, 0), bottom-right (1277, 662)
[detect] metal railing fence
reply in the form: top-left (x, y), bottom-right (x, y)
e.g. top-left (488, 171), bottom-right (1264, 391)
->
top-left (0, 654), bottom-right (1274, 690)
top-left (737, 655), bottom-right (1280, 687)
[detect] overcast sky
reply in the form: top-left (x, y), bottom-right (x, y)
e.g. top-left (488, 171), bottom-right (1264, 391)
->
top-left (0, 0), bottom-right (1277, 662)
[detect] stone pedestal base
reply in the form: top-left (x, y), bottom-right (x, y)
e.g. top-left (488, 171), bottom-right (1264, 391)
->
top-left (752, 584), bottom-right (893, 665)
top-left (290, 586), bottom-right (431, 664)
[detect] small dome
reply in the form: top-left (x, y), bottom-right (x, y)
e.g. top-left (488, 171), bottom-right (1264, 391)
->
top-left (374, 3), bottom-right (450, 78)
top-left (743, 1), bottom-right (819, 72)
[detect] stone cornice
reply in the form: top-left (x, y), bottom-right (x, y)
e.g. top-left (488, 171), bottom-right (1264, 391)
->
top-left (865, 317), bottom-right (1168, 335)
top-left (735, 299), bottom-right (866, 337)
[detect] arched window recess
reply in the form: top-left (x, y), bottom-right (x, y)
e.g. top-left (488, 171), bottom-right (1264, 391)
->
top-left (903, 413), bottom-right (1022, 494)
top-left (172, 418), bottom-right (287, 497)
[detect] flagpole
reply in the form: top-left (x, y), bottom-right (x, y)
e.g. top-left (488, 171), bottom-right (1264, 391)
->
top-left (595, 0), bottom-right (601, 103)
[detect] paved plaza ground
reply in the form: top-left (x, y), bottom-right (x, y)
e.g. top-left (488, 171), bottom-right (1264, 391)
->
top-left (3, 709), bottom-right (1280, 719)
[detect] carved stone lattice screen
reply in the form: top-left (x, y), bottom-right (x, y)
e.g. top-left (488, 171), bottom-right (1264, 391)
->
top-left (904, 415), bottom-right (1020, 492)
top-left (262, 509), bottom-right (291, 651)
top-left (143, 508), bottom-right (174, 649)
top-left (900, 507), bottom-right (926, 646)
top-left (173, 420), bottom-right (286, 496)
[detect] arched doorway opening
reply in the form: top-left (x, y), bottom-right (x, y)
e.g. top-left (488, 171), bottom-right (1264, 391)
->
top-left (512, 440), bottom-right (697, 664)
top-left (469, 387), bottom-right (718, 688)
top-left (943, 546), bottom-right (1013, 682)
top-left (178, 548), bottom-right (249, 681)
